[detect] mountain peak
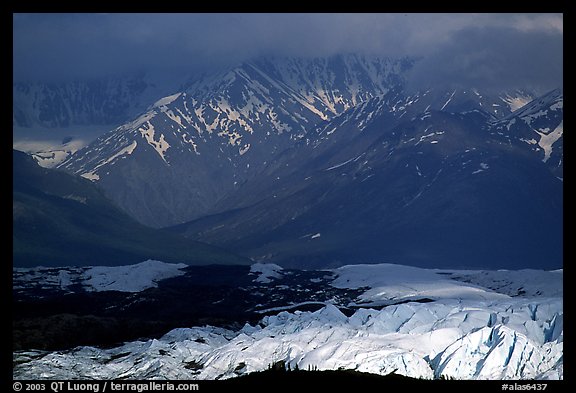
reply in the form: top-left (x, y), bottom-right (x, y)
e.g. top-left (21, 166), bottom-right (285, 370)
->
top-left (58, 55), bottom-right (412, 227)
top-left (40, 55), bottom-right (562, 271)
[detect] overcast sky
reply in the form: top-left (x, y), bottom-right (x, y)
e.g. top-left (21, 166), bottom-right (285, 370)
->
top-left (13, 13), bottom-right (563, 92)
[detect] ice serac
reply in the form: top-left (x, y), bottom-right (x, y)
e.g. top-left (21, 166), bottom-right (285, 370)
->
top-left (432, 324), bottom-right (562, 380)
top-left (13, 300), bottom-right (563, 380)
top-left (13, 265), bottom-right (563, 381)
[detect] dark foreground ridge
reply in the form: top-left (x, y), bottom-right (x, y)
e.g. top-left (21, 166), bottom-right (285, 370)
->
top-left (219, 367), bottom-right (427, 387)
top-left (210, 367), bottom-right (565, 391)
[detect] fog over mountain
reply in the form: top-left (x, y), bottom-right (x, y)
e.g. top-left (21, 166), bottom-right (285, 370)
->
top-left (14, 13), bottom-right (562, 92)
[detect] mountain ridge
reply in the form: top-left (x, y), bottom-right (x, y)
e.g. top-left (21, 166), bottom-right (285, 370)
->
top-left (14, 55), bottom-right (561, 270)
top-left (170, 88), bottom-right (562, 270)
top-left (57, 55), bottom-right (413, 227)
top-left (56, 55), bottom-right (539, 228)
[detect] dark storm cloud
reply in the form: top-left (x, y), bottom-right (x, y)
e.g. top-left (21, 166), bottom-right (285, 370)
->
top-left (13, 13), bottom-right (562, 91)
top-left (406, 26), bottom-right (563, 94)
top-left (12, 13), bottom-right (410, 82)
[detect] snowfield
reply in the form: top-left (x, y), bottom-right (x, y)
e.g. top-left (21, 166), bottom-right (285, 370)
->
top-left (249, 262), bottom-right (284, 283)
top-left (331, 264), bottom-right (511, 304)
top-left (13, 260), bottom-right (188, 293)
top-left (82, 260), bottom-right (188, 292)
top-left (13, 262), bottom-right (562, 380)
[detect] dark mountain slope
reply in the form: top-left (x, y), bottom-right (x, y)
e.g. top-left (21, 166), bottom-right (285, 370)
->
top-left (171, 91), bottom-right (562, 270)
top-left (13, 150), bottom-right (250, 267)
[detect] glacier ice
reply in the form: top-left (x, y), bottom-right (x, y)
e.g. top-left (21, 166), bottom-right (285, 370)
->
top-left (13, 260), bottom-right (188, 293)
top-left (249, 262), bottom-right (284, 283)
top-left (13, 263), bottom-right (563, 380)
top-left (13, 298), bottom-right (562, 380)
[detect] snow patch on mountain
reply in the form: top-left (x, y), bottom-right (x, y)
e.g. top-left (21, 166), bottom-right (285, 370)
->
top-left (536, 121), bottom-right (563, 163)
top-left (440, 90), bottom-right (456, 111)
top-left (139, 122), bottom-right (171, 163)
top-left (80, 140), bottom-right (138, 180)
top-left (13, 127), bottom-right (107, 168)
top-left (502, 94), bottom-right (532, 112)
top-left (80, 171), bottom-right (100, 181)
top-left (14, 140), bottom-right (85, 168)
top-left (250, 263), bottom-right (284, 283)
top-left (30, 148), bottom-right (77, 168)
top-left (152, 93), bottom-right (182, 109)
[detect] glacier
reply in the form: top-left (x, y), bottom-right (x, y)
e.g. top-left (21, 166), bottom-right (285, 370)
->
top-left (13, 260), bottom-right (188, 293)
top-left (13, 263), bottom-right (562, 380)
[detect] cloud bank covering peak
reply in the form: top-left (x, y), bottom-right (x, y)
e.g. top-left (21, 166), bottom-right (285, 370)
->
top-left (13, 13), bottom-right (562, 93)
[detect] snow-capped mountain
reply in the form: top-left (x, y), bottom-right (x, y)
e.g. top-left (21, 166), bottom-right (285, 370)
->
top-left (56, 55), bottom-right (414, 227)
top-left (173, 88), bottom-right (563, 270)
top-left (490, 88), bottom-right (563, 178)
top-left (56, 55), bottom-right (540, 229)
top-left (35, 54), bottom-right (561, 271)
top-left (13, 262), bottom-right (563, 380)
